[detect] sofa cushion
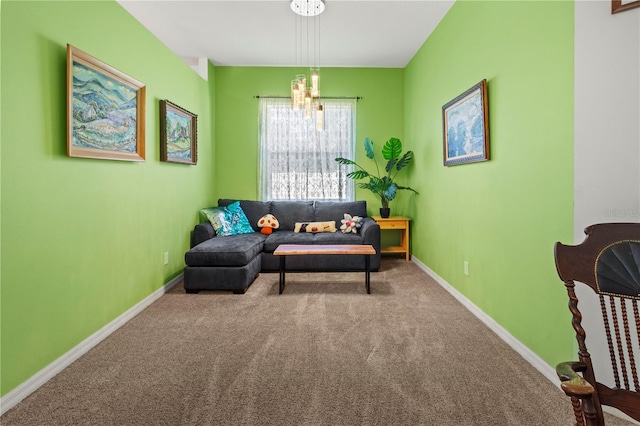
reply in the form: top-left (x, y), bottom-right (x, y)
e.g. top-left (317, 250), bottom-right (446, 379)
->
top-left (314, 201), bottom-right (367, 224)
top-left (263, 231), bottom-right (315, 252)
top-left (185, 233), bottom-right (266, 267)
top-left (219, 199), bottom-right (271, 232)
top-left (313, 231), bottom-right (363, 245)
top-left (225, 201), bottom-right (255, 234)
top-left (271, 201), bottom-right (314, 231)
top-left (263, 229), bottom-right (365, 252)
top-left (202, 202), bottom-right (254, 236)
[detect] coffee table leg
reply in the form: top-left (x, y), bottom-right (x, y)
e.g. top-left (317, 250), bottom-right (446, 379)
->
top-left (365, 255), bottom-right (371, 294)
top-left (279, 255), bottom-right (286, 294)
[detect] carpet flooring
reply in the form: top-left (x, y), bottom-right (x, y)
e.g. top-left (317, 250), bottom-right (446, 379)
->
top-left (1, 258), bottom-right (635, 425)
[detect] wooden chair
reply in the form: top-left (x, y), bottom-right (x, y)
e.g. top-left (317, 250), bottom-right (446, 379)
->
top-left (554, 223), bottom-right (640, 426)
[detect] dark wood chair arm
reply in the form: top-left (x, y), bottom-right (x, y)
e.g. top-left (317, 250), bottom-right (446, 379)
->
top-left (556, 361), bottom-right (595, 398)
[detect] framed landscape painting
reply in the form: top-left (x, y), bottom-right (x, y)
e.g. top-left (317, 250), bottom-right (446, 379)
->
top-left (67, 44), bottom-right (146, 161)
top-left (160, 100), bottom-right (197, 165)
top-left (442, 79), bottom-right (489, 166)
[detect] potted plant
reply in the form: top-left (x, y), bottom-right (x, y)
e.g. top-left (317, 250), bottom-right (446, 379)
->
top-left (336, 137), bottom-right (418, 218)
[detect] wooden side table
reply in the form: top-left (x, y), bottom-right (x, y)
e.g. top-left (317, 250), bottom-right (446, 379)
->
top-left (372, 216), bottom-right (411, 261)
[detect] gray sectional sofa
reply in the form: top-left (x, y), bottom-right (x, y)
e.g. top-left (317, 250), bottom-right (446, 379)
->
top-left (184, 199), bottom-right (381, 294)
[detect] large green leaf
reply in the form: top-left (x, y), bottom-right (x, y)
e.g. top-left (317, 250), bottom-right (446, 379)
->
top-left (358, 182), bottom-right (383, 198)
top-left (395, 151), bottom-right (414, 170)
top-left (384, 183), bottom-right (397, 201)
top-left (395, 184), bottom-right (419, 194)
top-left (359, 176), bottom-right (387, 192)
top-left (347, 170), bottom-right (370, 180)
top-left (364, 137), bottom-right (375, 159)
top-left (379, 176), bottom-right (393, 187)
top-left (335, 157), bottom-right (356, 165)
top-left (381, 137), bottom-right (402, 160)
top-left (385, 158), bottom-right (398, 173)
top-left (358, 182), bottom-right (376, 191)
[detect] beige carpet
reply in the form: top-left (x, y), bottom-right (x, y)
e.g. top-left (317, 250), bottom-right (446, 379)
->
top-left (2, 258), bottom-right (634, 425)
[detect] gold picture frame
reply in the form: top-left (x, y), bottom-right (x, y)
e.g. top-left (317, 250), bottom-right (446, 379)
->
top-left (160, 100), bottom-right (198, 165)
top-left (67, 44), bottom-right (146, 161)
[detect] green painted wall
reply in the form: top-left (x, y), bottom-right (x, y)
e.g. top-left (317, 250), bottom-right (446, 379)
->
top-left (0, 0), bottom-right (578, 400)
top-left (214, 67), bottom-right (405, 215)
top-left (404, 0), bottom-right (575, 365)
top-left (0, 1), bottom-right (216, 396)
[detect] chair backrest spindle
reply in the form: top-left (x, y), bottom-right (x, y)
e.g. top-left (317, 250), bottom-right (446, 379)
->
top-left (600, 295), bottom-right (622, 389)
top-left (609, 296), bottom-right (631, 390)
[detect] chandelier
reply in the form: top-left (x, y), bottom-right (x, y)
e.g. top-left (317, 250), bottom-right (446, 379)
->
top-left (290, 0), bottom-right (325, 131)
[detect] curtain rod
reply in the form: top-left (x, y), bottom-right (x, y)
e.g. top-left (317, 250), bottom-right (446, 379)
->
top-left (254, 95), bottom-right (362, 101)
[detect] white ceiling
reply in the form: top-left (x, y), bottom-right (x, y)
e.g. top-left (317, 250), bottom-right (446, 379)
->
top-left (117, 0), bottom-right (455, 69)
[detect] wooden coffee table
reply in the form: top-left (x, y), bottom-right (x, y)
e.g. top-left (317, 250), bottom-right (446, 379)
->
top-left (273, 244), bottom-right (377, 294)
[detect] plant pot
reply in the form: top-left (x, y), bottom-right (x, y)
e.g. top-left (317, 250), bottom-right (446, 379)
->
top-left (380, 207), bottom-right (390, 218)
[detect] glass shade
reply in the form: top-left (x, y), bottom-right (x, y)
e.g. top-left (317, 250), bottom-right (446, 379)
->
top-left (311, 68), bottom-right (319, 97)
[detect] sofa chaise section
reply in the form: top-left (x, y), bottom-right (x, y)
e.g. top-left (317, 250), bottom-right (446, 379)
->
top-left (184, 233), bottom-right (265, 294)
top-left (184, 199), bottom-right (381, 293)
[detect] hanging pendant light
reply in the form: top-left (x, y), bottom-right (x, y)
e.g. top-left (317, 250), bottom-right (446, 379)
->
top-left (290, 0), bottom-right (325, 130)
top-left (298, 75), bottom-right (307, 109)
top-left (310, 67), bottom-right (320, 97)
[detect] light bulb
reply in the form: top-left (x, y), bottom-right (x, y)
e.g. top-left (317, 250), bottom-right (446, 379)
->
top-left (292, 88), bottom-right (301, 110)
top-left (291, 80), bottom-right (297, 104)
top-left (311, 69), bottom-right (319, 97)
top-left (304, 93), bottom-right (312, 119)
top-left (316, 103), bottom-right (324, 131)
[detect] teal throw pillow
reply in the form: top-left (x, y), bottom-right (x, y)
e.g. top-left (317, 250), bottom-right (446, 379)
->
top-left (223, 201), bottom-right (254, 235)
top-left (201, 203), bottom-right (253, 236)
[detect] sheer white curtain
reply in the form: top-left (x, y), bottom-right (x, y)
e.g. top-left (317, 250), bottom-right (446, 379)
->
top-left (258, 98), bottom-right (355, 201)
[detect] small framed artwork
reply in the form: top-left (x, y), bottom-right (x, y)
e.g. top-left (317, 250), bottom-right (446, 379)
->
top-left (160, 100), bottom-right (198, 165)
top-left (442, 79), bottom-right (489, 166)
top-left (67, 44), bottom-right (146, 161)
top-left (612, 0), bottom-right (640, 13)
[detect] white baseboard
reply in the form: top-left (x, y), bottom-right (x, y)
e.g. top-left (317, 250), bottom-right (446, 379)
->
top-left (0, 273), bottom-right (183, 416)
top-left (410, 256), bottom-right (558, 384)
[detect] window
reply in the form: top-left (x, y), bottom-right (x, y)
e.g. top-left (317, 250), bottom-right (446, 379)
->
top-left (258, 98), bottom-right (355, 201)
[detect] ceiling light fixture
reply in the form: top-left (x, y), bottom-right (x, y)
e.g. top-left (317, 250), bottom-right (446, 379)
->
top-left (290, 0), bottom-right (325, 131)
top-left (290, 0), bottom-right (325, 16)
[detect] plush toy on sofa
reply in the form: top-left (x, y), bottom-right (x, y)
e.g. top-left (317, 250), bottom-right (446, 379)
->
top-left (257, 214), bottom-right (280, 235)
top-left (340, 213), bottom-right (363, 234)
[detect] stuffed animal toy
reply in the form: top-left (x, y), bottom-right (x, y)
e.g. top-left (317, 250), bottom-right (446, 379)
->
top-left (340, 213), bottom-right (363, 234)
top-left (257, 214), bottom-right (279, 235)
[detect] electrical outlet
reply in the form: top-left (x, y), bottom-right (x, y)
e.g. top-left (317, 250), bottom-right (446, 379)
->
top-left (164, 252), bottom-right (169, 265)
top-left (463, 261), bottom-right (469, 276)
